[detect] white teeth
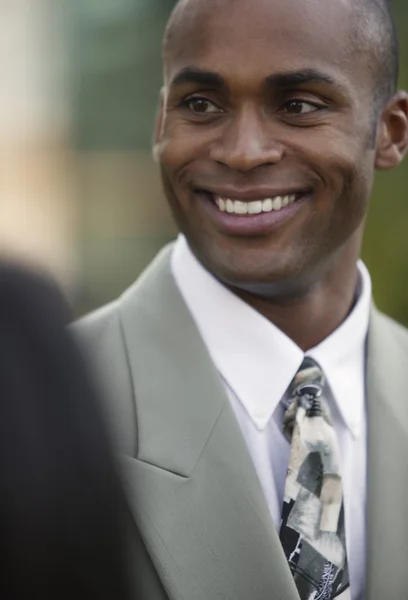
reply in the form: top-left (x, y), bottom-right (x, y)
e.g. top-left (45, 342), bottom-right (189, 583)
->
top-left (226, 199), bottom-right (234, 213)
top-left (234, 200), bottom-right (248, 214)
top-left (272, 196), bottom-right (282, 211)
top-left (216, 197), bottom-right (226, 212)
top-left (248, 201), bottom-right (263, 214)
top-left (262, 198), bottom-right (273, 212)
top-left (215, 194), bottom-right (297, 215)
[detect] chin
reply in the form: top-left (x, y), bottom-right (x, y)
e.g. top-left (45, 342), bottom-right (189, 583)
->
top-left (203, 254), bottom-right (295, 293)
top-left (208, 250), bottom-right (321, 304)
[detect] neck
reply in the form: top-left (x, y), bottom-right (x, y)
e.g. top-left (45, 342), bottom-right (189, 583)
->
top-left (230, 242), bottom-right (362, 352)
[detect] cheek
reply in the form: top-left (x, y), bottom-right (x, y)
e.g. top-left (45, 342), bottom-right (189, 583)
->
top-left (291, 128), bottom-right (374, 254)
top-left (303, 126), bottom-right (374, 203)
top-left (159, 117), bottom-right (208, 169)
top-left (325, 136), bottom-right (374, 203)
top-left (319, 150), bottom-right (373, 249)
top-left (159, 112), bottom-right (223, 181)
top-left (158, 138), bottom-right (198, 200)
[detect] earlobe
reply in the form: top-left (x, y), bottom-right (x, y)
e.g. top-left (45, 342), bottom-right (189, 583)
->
top-left (152, 87), bottom-right (166, 163)
top-left (375, 91), bottom-right (408, 171)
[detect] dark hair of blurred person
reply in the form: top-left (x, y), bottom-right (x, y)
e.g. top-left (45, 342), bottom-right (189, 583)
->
top-left (0, 263), bottom-right (130, 600)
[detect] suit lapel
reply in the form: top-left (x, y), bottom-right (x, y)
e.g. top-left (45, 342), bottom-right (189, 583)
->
top-left (118, 246), bottom-right (299, 600)
top-left (366, 308), bottom-right (408, 599)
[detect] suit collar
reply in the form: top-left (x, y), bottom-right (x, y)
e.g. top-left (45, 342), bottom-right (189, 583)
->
top-left (119, 244), bottom-right (228, 477)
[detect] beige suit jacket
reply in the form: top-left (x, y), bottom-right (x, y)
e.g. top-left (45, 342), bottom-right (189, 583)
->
top-left (77, 244), bottom-right (408, 600)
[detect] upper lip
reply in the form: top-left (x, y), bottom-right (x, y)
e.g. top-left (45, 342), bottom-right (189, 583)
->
top-left (195, 186), bottom-right (310, 201)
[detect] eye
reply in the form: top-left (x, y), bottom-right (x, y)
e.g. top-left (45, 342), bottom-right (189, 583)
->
top-left (281, 100), bottom-right (324, 115)
top-left (183, 97), bottom-right (222, 114)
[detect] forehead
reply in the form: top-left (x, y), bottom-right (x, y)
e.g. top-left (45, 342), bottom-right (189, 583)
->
top-left (165, 0), bottom-right (362, 89)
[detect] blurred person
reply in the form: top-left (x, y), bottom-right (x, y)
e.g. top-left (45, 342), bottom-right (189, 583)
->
top-left (78, 0), bottom-right (408, 599)
top-left (0, 263), bottom-right (131, 599)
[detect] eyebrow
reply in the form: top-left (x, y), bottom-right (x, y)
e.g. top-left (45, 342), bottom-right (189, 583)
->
top-left (265, 69), bottom-right (338, 89)
top-left (169, 67), bottom-right (228, 92)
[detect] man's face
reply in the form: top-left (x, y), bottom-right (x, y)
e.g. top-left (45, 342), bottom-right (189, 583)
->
top-left (156, 0), bottom-right (383, 296)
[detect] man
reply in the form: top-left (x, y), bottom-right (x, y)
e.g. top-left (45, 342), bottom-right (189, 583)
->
top-left (78, 0), bottom-right (408, 599)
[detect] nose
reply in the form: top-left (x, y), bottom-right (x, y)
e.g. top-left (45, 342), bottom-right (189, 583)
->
top-left (209, 106), bottom-right (284, 172)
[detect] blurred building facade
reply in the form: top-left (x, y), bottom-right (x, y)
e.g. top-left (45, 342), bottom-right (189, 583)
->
top-left (3, 0), bottom-right (408, 322)
top-left (1, 0), bottom-right (77, 290)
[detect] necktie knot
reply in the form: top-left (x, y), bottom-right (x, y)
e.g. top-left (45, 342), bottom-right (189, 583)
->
top-left (284, 358), bottom-right (327, 439)
top-left (291, 357), bottom-right (324, 399)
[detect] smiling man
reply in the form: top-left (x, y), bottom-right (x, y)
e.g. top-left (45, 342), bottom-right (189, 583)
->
top-left (78, 0), bottom-right (408, 599)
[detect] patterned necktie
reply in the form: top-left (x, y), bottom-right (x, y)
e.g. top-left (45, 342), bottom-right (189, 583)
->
top-left (279, 358), bottom-right (350, 600)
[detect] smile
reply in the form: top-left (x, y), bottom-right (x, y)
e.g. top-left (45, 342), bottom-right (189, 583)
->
top-left (214, 195), bottom-right (297, 215)
top-left (194, 187), bottom-right (310, 236)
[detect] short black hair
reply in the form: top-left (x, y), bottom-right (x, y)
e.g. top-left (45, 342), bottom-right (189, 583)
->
top-left (164, 0), bottom-right (400, 112)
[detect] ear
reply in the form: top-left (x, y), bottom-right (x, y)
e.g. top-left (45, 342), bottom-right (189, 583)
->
top-left (152, 87), bottom-right (166, 163)
top-left (375, 91), bottom-right (408, 171)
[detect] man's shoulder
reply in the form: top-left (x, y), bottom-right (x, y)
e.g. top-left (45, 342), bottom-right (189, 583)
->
top-left (72, 244), bottom-right (177, 453)
top-left (74, 299), bottom-right (120, 345)
top-left (73, 299), bottom-right (138, 453)
top-left (73, 300), bottom-right (125, 384)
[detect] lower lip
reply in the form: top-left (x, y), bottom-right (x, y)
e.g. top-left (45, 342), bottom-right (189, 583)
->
top-left (198, 193), bottom-right (310, 236)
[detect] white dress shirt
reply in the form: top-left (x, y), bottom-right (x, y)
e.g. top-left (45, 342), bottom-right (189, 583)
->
top-left (171, 234), bottom-right (371, 600)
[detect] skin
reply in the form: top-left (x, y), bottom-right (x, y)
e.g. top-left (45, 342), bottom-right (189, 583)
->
top-left (154, 0), bottom-right (408, 350)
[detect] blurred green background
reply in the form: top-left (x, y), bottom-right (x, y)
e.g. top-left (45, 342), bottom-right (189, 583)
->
top-left (70, 0), bottom-right (408, 322)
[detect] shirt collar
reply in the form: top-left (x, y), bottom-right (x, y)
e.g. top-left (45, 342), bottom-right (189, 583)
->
top-left (308, 260), bottom-right (371, 437)
top-left (171, 235), bottom-right (371, 435)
